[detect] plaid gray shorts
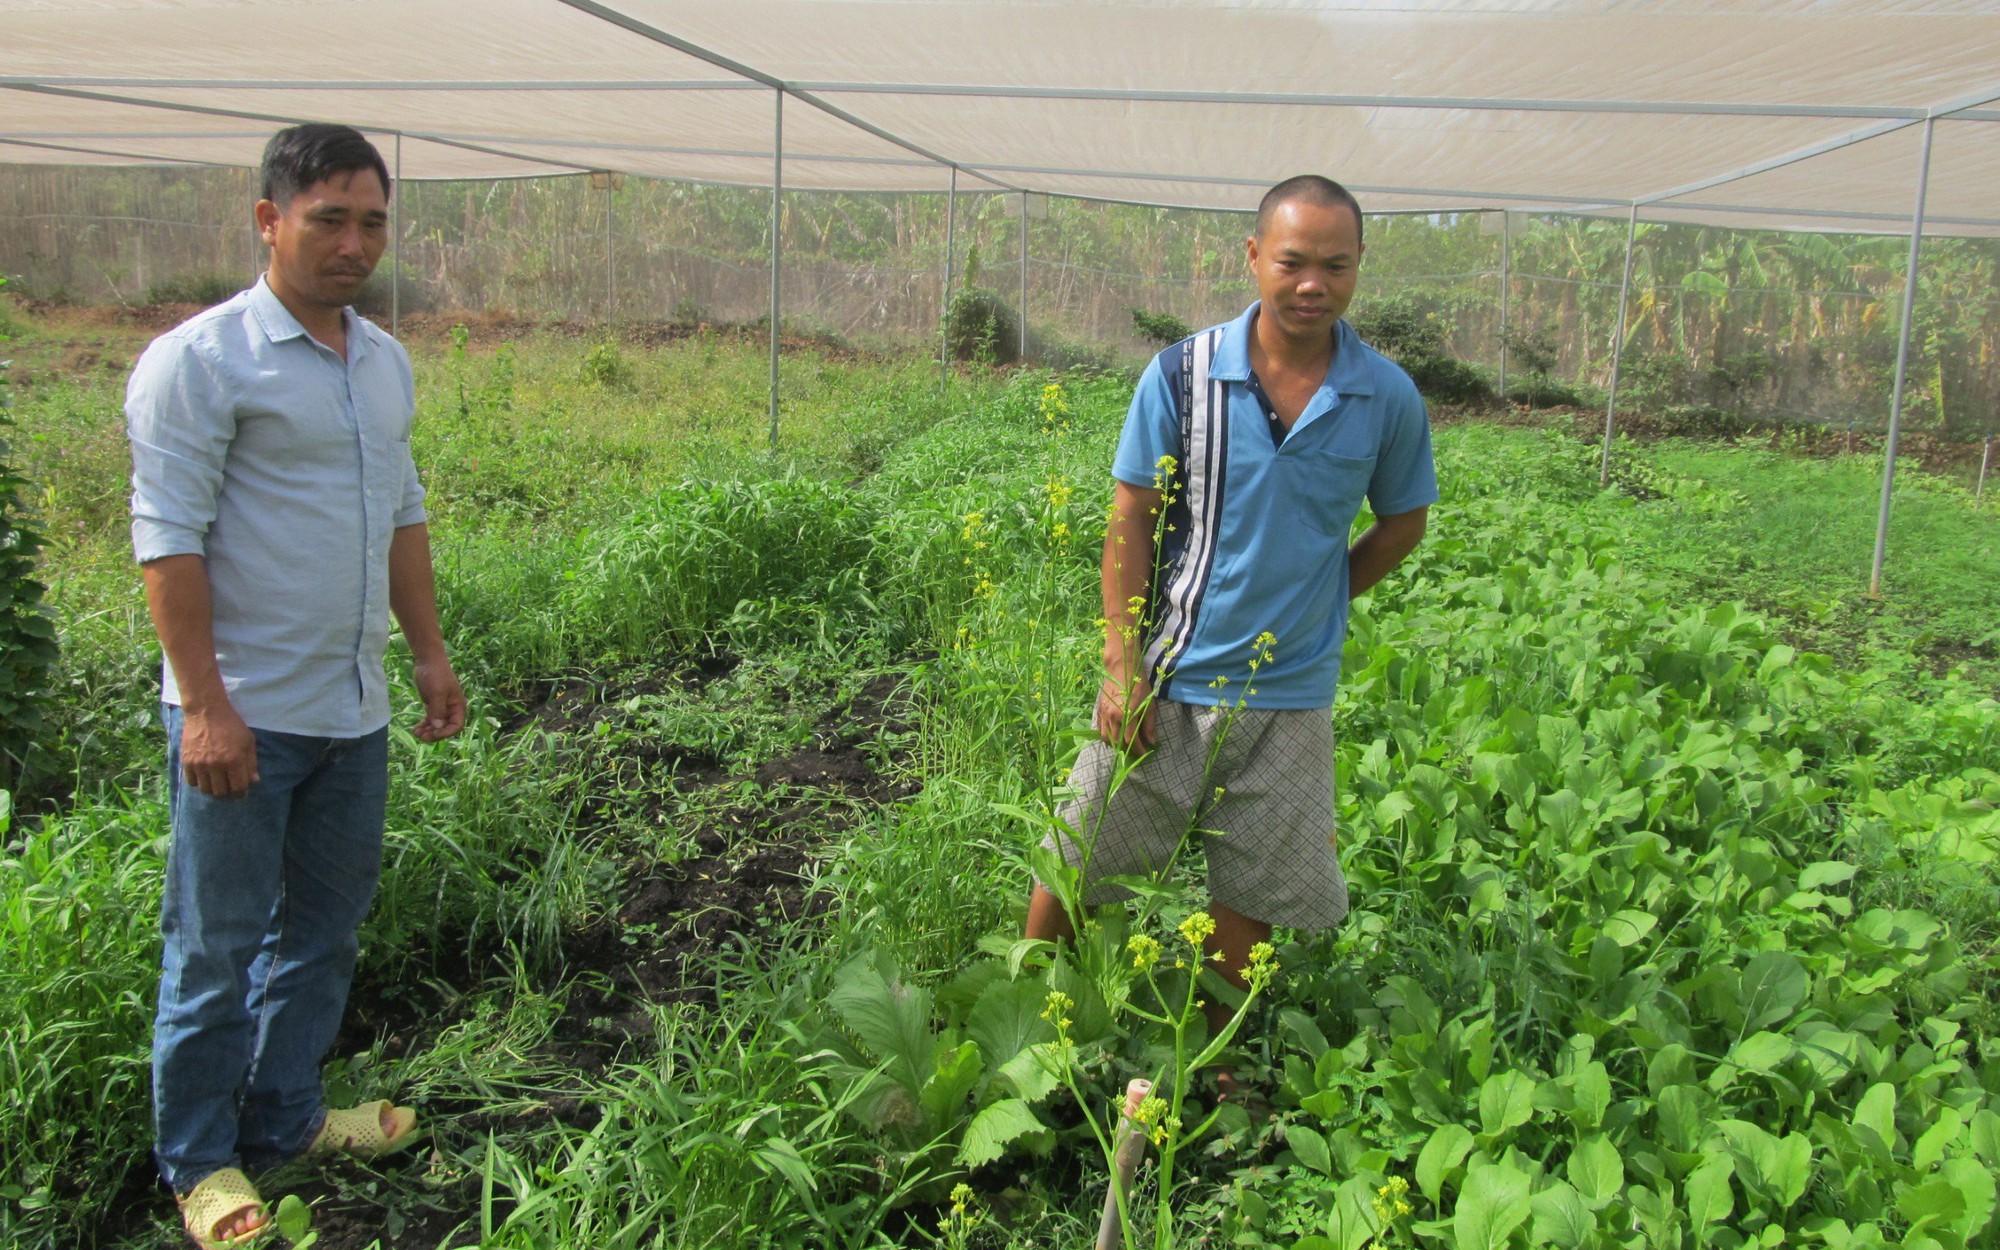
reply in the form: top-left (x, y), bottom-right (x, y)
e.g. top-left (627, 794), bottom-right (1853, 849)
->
top-left (1040, 699), bottom-right (1349, 931)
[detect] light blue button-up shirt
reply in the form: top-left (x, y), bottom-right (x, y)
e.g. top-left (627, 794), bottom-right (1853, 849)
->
top-left (126, 277), bottom-right (426, 738)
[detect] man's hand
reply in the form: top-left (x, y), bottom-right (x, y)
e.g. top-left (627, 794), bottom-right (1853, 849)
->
top-left (411, 658), bottom-right (467, 742)
top-left (1097, 673), bottom-right (1157, 755)
top-left (181, 704), bottom-right (260, 799)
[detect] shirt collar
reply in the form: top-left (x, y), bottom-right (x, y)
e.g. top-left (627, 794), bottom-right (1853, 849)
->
top-left (1215, 300), bottom-right (1376, 398)
top-left (246, 275), bottom-right (368, 363)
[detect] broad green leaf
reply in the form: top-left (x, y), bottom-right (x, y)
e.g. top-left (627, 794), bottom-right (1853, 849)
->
top-left (1288, 1124), bottom-right (1333, 1175)
top-left (965, 976), bottom-right (1052, 1071)
top-left (1897, 1178), bottom-right (1967, 1230)
top-left (1530, 1180), bottom-right (1594, 1249)
top-left (955, 1098), bottom-right (1045, 1168)
top-left (1569, 1062), bottom-right (1611, 1130)
top-left (829, 951), bottom-right (935, 1095)
top-left (1601, 909), bottom-right (1658, 947)
top-left (1770, 1132), bottom-right (1812, 1208)
top-left (1452, 1162), bottom-right (1532, 1250)
top-left (1913, 1106), bottom-right (1963, 1172)
top-left (1727, 1030), bottom-right (1796, 1076)
top-left (1851, 1082), bottom-right (1898, 1158)
top-left (1656, 1084), bottom-right (1707, 1153)
top-left (1687, 1155), bottom-right (1735, 1230)
top-left (1293, 1239), bottom-right (1337, 1250)
top-left (1479, 1070), bottom-right (1538, 1140)
top-left (1567, 1134), bottom-right (1623, 1208)
top-left (1327, 1176), bottom-right (1387, 1250)
top-left (1970, 1110), bottom-right (2000, 1168)
top-left (919, 1040), bottom-right (984, 1127)
top-left (1942, 1156), bottom-right (1996, 1239)
top-left (1738, 951), bottom-right (1809, 1033)
top-left (1799, 861), bottom-right (1857, 890)
top-left (1417, 1124), bottom-right (1476, 1202)
top-left (997, 1041), bottom-right (1063, 1103)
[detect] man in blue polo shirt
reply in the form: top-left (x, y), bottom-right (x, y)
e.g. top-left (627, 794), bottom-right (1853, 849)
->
top-left (1027, 175), bottom-right (1436, 1072)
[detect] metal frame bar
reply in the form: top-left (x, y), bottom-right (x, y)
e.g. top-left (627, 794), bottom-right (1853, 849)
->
top-left (0, 82), bottom-right (597, 174)
top-left (391, 132), bottom-right (401, 335)
top-left (1019, 191), bottom-right (1029, 361)
top-left (1497, 210), bottom-right (1511, 402)
top-left (1869, 116), bottom-right (1937, 598)
top-left (1599, 206), bottom-right (1639, 488)
top-left (11, 75), bottom-right (2000, 125)
top-left (551, 0), bottom-right (1025, 193)
top-left (15, 76), bottom-right (2000, 123)
top-left (604, 171), bottom-right (615, 325)
top-left (0, 134), bottom-right (234, 166)
top-left (941, 166), bottom-right (956, 379)
top-left (768, 87), bottom-right (783, 448)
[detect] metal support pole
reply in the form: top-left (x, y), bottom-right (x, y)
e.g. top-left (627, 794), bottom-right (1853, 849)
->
top-left (941, 167), bottom-right (956, 380)
top-left (1599, 206), bottom-right (1639, 487)
top-left (768, 88), bottom-right (784, 448)
top-left (246, 167), bottom-right (259, 288)
top-left (605, 170), bottom-right (615, 326)
top-left (1869, 115), bottom-right (1936, 598)
top-left (390, 133), bottom-right (401, 336)
top-left (1497, 210), bottom-right (1511, 403)
top-left (1978, 436), bottom-right (1993, 503)
top-left (1019, 191), bottom-right (1029, 361)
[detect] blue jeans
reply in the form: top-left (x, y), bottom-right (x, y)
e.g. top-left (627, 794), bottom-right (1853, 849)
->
top-left (152, 705), bottom-right (389, 1193)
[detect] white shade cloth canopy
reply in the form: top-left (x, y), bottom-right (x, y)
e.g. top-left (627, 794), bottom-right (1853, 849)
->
top-left (2, 0), bottom-right (1997, 234)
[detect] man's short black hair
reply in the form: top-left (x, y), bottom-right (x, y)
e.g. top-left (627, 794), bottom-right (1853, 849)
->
top-left (1255, 175), bottom-right (1364, 247)
top-left (260, 123), bottom-right (391, 208)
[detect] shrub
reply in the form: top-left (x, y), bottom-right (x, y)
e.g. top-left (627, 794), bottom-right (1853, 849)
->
top-left (1352, 292), bottom-right (1493, 405)
top-left (352, 265), bottom-right (430, 319)
top-left (144, 274), bottom-right (240, 307)
top-left (1129, 307), bottom-right (1191, 347)
top-left (943, 287), bottom-right (1020, 366)
top-left (0, 282), bottom-right (58, 792)
top-left (1502, 319), bottom-right (1566, 406)
top-left (579, 339), bottom-right (632, 388)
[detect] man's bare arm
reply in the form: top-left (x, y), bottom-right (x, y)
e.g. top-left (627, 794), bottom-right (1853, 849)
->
top-left (143, 554), bottom-right (259, 798)
top-left (1099, 480), bottom-right (1164, 753)
top-left (388, 523), bottom-right (466, 742)
top-left (1348, 506), bottom-right (1428, 598)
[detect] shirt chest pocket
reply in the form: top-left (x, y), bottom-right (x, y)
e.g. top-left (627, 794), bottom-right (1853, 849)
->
top-left (1283, 449), bottom-right (1376, 538)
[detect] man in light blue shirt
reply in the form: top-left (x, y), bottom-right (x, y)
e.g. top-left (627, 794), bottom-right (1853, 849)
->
top-left (127, 123), bottom-right (465, 1247)
top-left (1028, 176), bottom-right (1437, 1101)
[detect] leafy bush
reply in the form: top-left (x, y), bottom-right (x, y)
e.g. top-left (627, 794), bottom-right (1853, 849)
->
top-left (1353, 292), bottom-right (1493, 405)
top-left (1129, 307), bottom-right (1191, 347)
top-left (943, 287), bottom-right (1020, 366)
top-left (352, 265), bottom-right (430, 319)
top-left (143, 274), bottom-right (239, 307)
top-left (578, 338), bottom-right (632, 388)
top-left (1503, 319), bottom-right (1564, 406)
top-left (0, 285), bottom-right (58, 792)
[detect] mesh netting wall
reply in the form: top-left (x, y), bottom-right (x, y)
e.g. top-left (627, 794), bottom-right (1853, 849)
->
top-left (3, 165), bottom-right (1996, 440)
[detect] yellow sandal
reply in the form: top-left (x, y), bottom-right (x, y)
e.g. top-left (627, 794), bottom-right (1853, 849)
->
top-left (178, 1167), bottom-right (268, 1249)
top-left (308, 1099), bottom-right (420, 1159)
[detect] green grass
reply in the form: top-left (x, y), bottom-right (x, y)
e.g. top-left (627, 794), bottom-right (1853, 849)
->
top-left (1607, 439), bottom-right (2000, 687)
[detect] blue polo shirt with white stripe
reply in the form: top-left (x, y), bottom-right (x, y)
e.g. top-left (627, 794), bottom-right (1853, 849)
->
top-left (1113, 302), bottom-right (1438, 709)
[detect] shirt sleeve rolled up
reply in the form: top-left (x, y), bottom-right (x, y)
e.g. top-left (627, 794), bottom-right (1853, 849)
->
top-left (127, 335), bottom-right (237, 563)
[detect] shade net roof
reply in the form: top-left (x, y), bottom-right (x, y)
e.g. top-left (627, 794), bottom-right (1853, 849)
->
top-left (2, 0), bottom-right (1997, 235)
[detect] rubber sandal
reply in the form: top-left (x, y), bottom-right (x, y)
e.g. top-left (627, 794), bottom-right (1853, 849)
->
top-left (178, 1167), bottom-right (268, 1249)
top-left (308, 1099), bottom-right (420, 1159)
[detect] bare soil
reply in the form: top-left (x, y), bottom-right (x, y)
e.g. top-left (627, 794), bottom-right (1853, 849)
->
top-left (110, 659), bottom-right (921, 1250)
